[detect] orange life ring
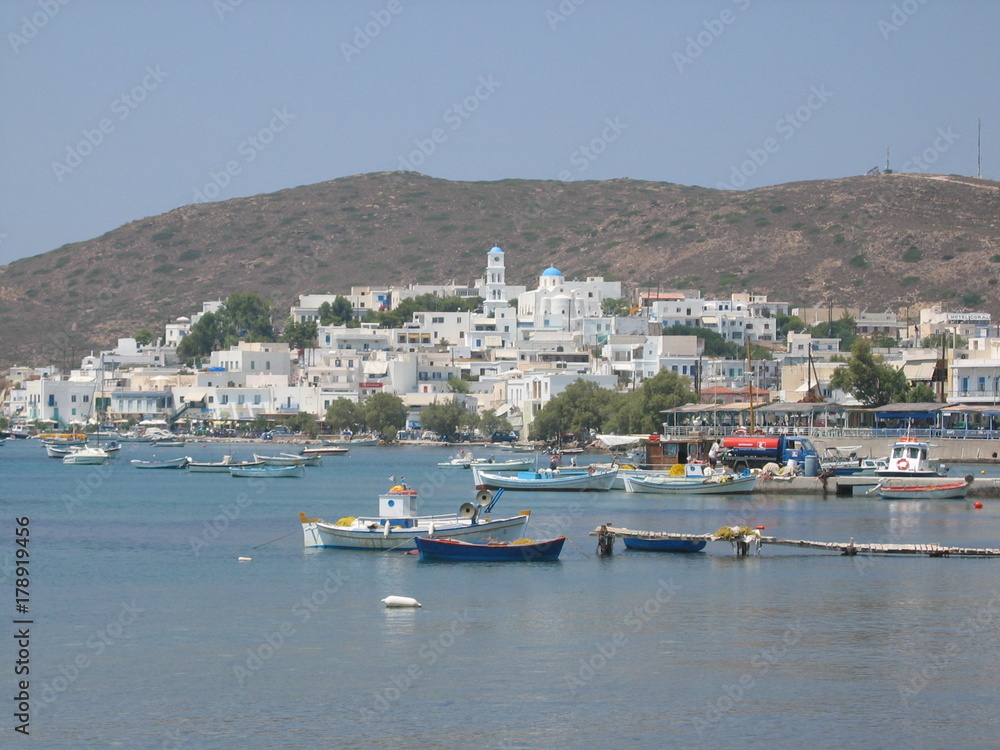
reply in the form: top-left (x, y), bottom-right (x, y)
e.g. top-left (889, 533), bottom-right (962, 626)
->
top-left (734, 428), bottom-right (748, 435)
top-left (896, 458), bottom-right (910, 471)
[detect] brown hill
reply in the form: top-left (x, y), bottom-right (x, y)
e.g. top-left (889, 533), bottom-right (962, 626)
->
top-left (1, 170), bottom-right (998, 371)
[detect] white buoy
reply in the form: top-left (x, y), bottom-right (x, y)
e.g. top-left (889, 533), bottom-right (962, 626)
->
top-left (237, 557), bottom-right (252, 562)
top-left (381, 595), bottom-right (422, 608)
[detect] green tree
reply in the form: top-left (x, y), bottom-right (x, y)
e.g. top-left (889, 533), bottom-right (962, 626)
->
top-left (372, 293), bottom-right (481, 329)
top-left (419, 398), bottom-right (467, 440)
top-left (530, 379), bottom-right (618, 442)
top-left (222, 292), bottom-right (274, 341)
top-left (601, 297), bottom-right (632, 316)
top-left (325, 398), bottom-right (366, 432)
top-left (177, 311), bottom-right (229, 361)
top-left (776, 314), bottom-right (808, 338)
top-left (363, 392), bottom-right (407, 440)
top-left (446, 376), bottom-right (470, 394)
top-left (829, 339), bottom-right (908, 406)
top-left (135, 329), bottom-right (153, 346)
top-left (282, 318), bottom-right (318, 350)
top-left (478, 409), bottom-right (513, 438)
top-left (809, 314), bottom-right (857, 350)
top-left (606, 369), bottom-right (697, 434)
top-left (282, 412), bottom-right (319, 438)
top-left (905, 383), bottom-right (938, 403)
top-left (319, 296), bottom-right (354, 326)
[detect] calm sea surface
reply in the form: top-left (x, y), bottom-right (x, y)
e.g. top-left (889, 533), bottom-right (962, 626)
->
top-left (2, 439), bottom-right (1000, 749)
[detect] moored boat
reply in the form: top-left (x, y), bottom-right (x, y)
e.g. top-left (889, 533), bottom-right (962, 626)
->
top-left (130, 457), bottom-right (190, 469)
top-left (300, 445), bottom-right (349, 456)
top-left (230, 464), bottom-right (305, 478)
top-left (299, 485), bottom-right (531, 550)
top-left (62, 446), bottom-right (111, 465)
top-left (414, 535), bottom-right (565, 562)
top-left (622, 537), bottom-right (708, 553)
top-left (874, 437), bottom-right (947, 478)
top-left (254, 453), bottom-right (320, 467)
top-left (187, 456), bottom-right (265, 472)
top-left (873, 476), bottom-right (972, 500)
top-left (622, 464), bottom-right (758, 495)
top-left (471, 465), bottom-right (617, 491)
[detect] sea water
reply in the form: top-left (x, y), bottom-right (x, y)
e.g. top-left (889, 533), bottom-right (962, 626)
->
top-left (1, 439), bottom-right (999, 748)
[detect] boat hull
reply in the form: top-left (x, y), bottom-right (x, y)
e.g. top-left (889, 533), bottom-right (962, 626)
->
top-left (414, 535), bottom-right (565, 561)
top-left (301, 513), bottom-right (531, 550)
top-left (623, 537), bottom-right (708, 552)
top-left (130, 457), bottom-right (190, 469)
top-left (875, 480), bottom-right (971, 500)
top-left (622, 473), bottom-right (758, 495)
top-left (471, 466), bottom-right (617, 491)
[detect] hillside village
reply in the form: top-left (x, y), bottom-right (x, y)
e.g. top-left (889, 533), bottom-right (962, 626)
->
top-left (3, 245), bottom-right (998, 438)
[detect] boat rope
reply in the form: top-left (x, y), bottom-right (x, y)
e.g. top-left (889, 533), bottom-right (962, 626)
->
top-left (252, 529), bottom-right (299, 549)
top-left (565, 535), bottom-right (592, 559)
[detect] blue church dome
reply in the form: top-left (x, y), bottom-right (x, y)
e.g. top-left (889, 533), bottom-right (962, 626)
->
top-left (541, 266), bottom-right (562, 276)
top-left (489, 246), bottom-right (504, 254)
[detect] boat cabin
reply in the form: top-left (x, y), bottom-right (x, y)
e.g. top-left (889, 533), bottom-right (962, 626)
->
top-left (635, 435), bottom-right (713, 470)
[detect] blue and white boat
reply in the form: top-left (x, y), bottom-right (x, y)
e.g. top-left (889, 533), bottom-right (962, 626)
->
top-left (622, 463), bottom-right (758, 495)
top-left (471, 465), bottom-right (617, 491)
top-left (622, 537), bottom-right (708, 553)
top-left (299, 485), bottom-right (531, 550)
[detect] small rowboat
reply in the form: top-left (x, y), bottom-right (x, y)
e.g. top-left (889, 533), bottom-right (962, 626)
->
top-left (300, 445), bottom-right (349, 456)
top-left (873, 477), bottom-right (972, 500)
top-left (131, 457), bottom-right (190, 469)
top-left (254, 453), bottom-right (321, 467)
top-left (622, 537), bottom-right (707, 553)
top-left (230, 465), bottom-right (305, 478)
top-left (414, 535), bottom-right (566, 562)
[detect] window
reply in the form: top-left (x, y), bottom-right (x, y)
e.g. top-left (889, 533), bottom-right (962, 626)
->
top-left (220, 395), bottom-right (229, 405)
top-left (254, 395), bottom-right (261, 405)
top-left (71, 395), bottom-right (77, 402)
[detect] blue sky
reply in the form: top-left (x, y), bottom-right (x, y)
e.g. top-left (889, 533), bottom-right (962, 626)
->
top-left (2, 1), bottom-right (997, 266)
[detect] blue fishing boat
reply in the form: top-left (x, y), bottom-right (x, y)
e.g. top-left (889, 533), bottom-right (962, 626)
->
top-left (414, 535), bottom-right (565, 562)
top-left (622, 537), bottom-right (707, 553)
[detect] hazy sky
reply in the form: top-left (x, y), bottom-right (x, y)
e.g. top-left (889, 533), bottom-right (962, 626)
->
top-left (2, 1), bottom-right (997, 266)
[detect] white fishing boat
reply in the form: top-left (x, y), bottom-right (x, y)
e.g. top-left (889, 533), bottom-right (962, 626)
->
top-left (299, 485), bottom-right (531, 550)
top-left (874, 437), bottom-right (948, 478)
top-left (62, 446), bottom-right (110, 465)
top-left (300, 445), bottom-right (349, 456)
top-left (322, 434), bottom-right (380, 447)
top-left (471, 465), bottom-right (618, 491)
top-left (254, 453), bottom-right (321, 467)
top-left (622, 464), bottom-right (759, 495)
top-left (130, 456), bottom-right (190, 469)
top-left (187, 456), bottom-right (264, 473)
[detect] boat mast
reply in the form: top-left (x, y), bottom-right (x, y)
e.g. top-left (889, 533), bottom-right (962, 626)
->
top-left (746, 338), bottom-right (755, 433)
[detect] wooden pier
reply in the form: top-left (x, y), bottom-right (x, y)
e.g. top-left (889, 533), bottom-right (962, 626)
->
top-left (591, 524), bottom-right (1000, 558)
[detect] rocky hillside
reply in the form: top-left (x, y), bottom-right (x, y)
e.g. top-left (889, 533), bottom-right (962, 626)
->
top-left (1, 170), bottom-right (998, 370)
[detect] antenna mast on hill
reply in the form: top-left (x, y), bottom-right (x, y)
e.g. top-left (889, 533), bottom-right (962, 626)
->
top-left (886, 146), bottom-right (891, 173)
top-left (978, 118), bottom-right (982, 179)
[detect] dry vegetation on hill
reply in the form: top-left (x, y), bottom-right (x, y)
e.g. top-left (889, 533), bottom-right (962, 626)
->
top-left (1, 170), bottom-right (998, 370)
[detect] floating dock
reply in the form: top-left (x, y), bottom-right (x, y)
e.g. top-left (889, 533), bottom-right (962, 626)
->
top-left (591, 524), bottom-right (1000, 558)
top-left (757, 473), bottom-right (1000, 497)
